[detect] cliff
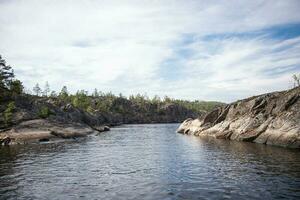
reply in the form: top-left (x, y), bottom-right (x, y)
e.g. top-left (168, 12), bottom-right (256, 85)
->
top-left (177, 87), bottom-right (300, 148)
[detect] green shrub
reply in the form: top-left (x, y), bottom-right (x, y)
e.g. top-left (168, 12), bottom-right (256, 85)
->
top-left (4, 101), bottom-right (16, 125)
top-left (86, 105), bottom-right (93, 113)
top-left (38, 106), bottom-right (51, 118)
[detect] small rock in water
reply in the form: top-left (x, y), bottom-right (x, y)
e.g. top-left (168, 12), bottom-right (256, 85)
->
top-left (103, 126), bottom-right (110, 131)
top-left (95, 125), bottom-right (110, 134)
top-left (0, 136), bottom-right (11, 146)
top-left (39, 138), bottom-right (50, 142)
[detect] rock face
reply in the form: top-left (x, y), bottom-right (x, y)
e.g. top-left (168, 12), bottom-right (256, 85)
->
top-left (177, 87), bottom-right (300, 148)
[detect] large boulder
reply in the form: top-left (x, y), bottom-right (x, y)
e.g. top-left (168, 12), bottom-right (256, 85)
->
top-left (177, 87), bottom-right (300, 148)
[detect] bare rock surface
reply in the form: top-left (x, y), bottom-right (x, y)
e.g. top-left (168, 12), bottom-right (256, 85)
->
top-left (177, 87), bottom-right (300, 148)
top-left (0, 119), bottom-right (98, 145)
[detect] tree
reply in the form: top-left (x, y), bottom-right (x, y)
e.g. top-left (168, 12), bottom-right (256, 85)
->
top-left (33, 83), bottom-right (41, 96)
top-left (9, 79), bottom-right (24, 96)
top-left (23, 87), bottom-right (32, 95)
top-left (50, 91), bottom-right (57, 98)
top-left (92, 88), bottom-right (99, 97)
top-left (72, 90), bottom-right (90, 109)
top-left (118, 93), bottom-right (124, 98)
top-left (59, 86), bottom-right (69, 100)
top-left (292, 74), bottom-right (300, 88)
top-left (4, 101), bottom-right (16, 125)
top-left (0, 55), bottom-right (15, 94)
top-left (164, 95), bottom-right (172, 103)
top-left (152, 95), bottom-right (161, 103)
top-left (43, 81), bottom-right (50, 96)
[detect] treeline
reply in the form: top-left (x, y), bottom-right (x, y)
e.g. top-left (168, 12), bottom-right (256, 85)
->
top-left (26, 83), bottom-right (223, 115)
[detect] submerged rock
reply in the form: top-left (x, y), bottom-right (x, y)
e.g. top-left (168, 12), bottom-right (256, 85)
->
top-left (177, 87), bottom-right (300, 148)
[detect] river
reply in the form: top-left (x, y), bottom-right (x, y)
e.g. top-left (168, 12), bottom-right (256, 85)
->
top-left (0, 124), bottom-right (299, 200)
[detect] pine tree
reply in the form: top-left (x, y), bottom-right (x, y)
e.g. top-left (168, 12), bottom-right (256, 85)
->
top-left (0, 55), bottom-right (15, 93)
top-left (43, 81), bottom-right (50, 96)
top-left (9, 80), bottom-right (24, 96)
top-left (33, 83), bottom-right (41, 96)
top-left (50, 91), bottom-right (57, 97)
top-left (92, 88), bottom-right (99, 97)
top-left (292, 74), bottom-right (300, 88)
top-left (59, 86), bottom-right (69, 101)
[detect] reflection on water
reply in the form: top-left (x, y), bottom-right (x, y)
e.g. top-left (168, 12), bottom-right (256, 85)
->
top-left (0, 124), bottom-right (299, 200)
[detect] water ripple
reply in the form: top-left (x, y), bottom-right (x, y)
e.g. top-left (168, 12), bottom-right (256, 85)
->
top-left (0, 124), bottom-right (300, 200)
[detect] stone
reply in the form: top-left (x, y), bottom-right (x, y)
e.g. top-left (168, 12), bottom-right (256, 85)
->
top-left (93, 125), bottom-right (110, 133)
top-left (0, 135), bottom-right (11, 146)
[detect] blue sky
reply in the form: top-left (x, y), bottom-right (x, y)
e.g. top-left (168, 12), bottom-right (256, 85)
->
top-left (0, 0), bottom-right (300, 102)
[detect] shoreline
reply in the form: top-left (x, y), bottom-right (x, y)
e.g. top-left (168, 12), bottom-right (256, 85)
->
top-left (0, 120), bottom-right (184, 146)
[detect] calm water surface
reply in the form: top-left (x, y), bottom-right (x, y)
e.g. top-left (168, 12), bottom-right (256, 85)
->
top-left (0, 124), bottom-right (300, 200)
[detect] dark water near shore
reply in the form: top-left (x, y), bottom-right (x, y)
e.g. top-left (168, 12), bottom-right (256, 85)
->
top-left (0, 124), bottom-right (300, 200)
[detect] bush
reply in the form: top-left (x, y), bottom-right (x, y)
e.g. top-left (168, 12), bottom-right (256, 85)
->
top-left (38, 106), bottom-right (51, 118)
top-left (86, 105), bottom-right (93, 113)
top-left (4, 101), bottom-right (16, 125)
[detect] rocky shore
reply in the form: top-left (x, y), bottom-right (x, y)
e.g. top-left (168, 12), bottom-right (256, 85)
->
top-left (0, 119), bottom-right (110, 145)
top-left (0, 96), bottom-right (113, 145)
top-left (177, 87), bottom-right (300, 148)
top-left (0, 95), bottom-right (200, 145)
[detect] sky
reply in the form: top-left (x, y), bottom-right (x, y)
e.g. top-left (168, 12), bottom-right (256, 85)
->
top-left (1, 0), bottom-right (300, 103)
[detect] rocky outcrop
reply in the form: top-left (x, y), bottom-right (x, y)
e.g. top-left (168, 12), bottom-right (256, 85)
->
top-left (0, 119), bottom-right (99, 145)
top-left (177, 87), bottom-right (300, 148)
top-left (0, 96), bottom-right (113, 145)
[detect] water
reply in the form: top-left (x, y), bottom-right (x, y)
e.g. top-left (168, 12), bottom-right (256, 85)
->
top-left (0, 124), bottom-right (299, 200)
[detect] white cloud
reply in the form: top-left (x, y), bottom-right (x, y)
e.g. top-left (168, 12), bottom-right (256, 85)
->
top-left (0, 0), bottom-right (300, 102)
top-left (161, 35), bottom-right (300, 101)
